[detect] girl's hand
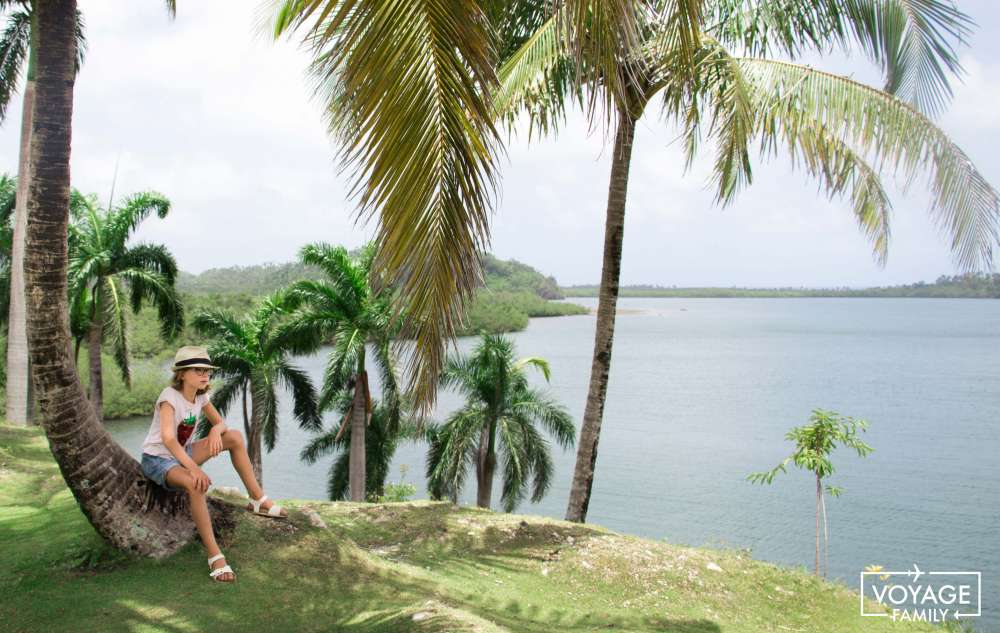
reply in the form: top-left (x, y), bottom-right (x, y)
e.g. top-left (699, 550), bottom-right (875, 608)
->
top-left (207, 428), bottom-right (224, 458)
top-left (190, 467), bottom-right (212, 493)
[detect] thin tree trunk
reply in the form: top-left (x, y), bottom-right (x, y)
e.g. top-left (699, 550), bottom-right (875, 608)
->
top-left (4, 32), bottom-right (36, 426)
top-left (24, 0), bottom-right (236, 559)
top-left (815, 473), bottom-right (821, 577)
top-left (475, 420), bottom-right (496, 509)
top-left (349, 370), bottom-right (367, 501)
top-left (247, 385), bottom-right (264, 488)
top-left (87, 306), bottom-right (103, 421)
top-left (565, 108), bottom-right (637, 523)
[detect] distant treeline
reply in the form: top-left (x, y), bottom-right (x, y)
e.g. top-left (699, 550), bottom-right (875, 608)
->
top-left (562, 274), bottom-right (1000, 299)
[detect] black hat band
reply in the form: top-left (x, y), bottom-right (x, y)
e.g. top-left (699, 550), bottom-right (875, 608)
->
top-left (175, 357), bottom-right (212, 368)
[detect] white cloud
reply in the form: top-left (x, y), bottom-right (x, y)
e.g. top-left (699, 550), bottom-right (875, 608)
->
top-left (1, 0), bottom-right (997, 285)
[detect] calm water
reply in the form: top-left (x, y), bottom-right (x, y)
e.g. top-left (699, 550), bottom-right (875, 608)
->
top-left (108, 298), bottom-right (1000, 627)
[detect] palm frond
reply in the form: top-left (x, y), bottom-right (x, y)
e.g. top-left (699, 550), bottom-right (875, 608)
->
top-left (496, 416), bottom-right (528, 512)
top-left (255, 376), bottom-right (280, 452)
top-left (119, 242), bottom-right (179, 285)
top-left (509, 385), bottom-right (576, 450)
top-left (0, 8), bottom-right (30, 122)
top-left (494, 10), bottom-right (578, 139)
top-left (276, 360), bottom-right (323, 431)
top-left (117, 268), bottom-right (184, 339)
top-left (273, 0), bottom-right (503, 418)
top-left (560, 0), bottom-right (642, 122)
top-left (105, 191), bottom-right (170, 250)
top-left (706, 0), bottom-right (972, 117)
top-left (192, 309), bottom-right (249, 346)
top-left (741, 58), bottom-right (999, 270)
top-left (101, 276), bottom-right (131, 388)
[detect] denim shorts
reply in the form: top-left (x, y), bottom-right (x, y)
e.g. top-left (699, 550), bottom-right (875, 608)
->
top-left (141, 443), bottom-right (195, 492)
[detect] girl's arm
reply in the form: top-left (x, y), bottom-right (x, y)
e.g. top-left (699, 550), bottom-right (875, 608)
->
top-left (202, 402), bottom-right (228, 436)
top-left (159, 401), bottom-right (203, 472)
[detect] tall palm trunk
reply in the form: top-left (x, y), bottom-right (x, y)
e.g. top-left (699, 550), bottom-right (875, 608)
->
top-left (475, 420), bottom-right (496, 508)
top-left (87, 300), bottom-right (103, 421)
top-left (349, 369), bottom-right (367, 501)
top-left (248, 384), bottom-right (264, 487)
top-left (5, 18), bottom-right (37, 427)
top-left (566, 107), bottom-right (637, 523)
top-left (24, 0), bottom-right (236, 559)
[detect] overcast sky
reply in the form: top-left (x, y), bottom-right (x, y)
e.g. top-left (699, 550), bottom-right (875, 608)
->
top-left (2, 1), bottom-right (999, 287)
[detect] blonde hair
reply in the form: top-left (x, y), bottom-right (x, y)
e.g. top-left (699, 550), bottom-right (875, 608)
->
top-left (170, 369), bottom-right (213, 396)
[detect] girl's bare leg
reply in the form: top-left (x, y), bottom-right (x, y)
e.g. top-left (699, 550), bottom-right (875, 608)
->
top-left (164, 466), bottom-right (234, 582)
top-left (191, 430), bottom-right (287, 517)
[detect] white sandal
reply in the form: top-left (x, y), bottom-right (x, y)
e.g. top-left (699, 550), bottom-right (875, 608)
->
top-left (208, 553), bottom-right (235, 582)
top-left (247, 494), bottom-right (287, 519)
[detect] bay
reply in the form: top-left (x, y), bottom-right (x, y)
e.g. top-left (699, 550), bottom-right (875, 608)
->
top-left (107, 297), bottom-right (1000, 627)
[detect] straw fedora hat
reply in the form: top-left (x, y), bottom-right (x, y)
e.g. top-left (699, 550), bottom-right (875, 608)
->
top-left (171, 345), bottom-right (219, 372)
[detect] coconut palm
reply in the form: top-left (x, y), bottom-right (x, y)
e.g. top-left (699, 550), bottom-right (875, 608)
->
top-left (425, 334), bottom-right (575, 512)
top-left (275, 241), bottom-right (405, 502)
top-left (494, 1), bottom-right (1000, 523)
top-left (269, 1), bottom-right (513, 419)
top-left (300, 390), bottom-right (420, 501)
top-left (23, 0), bottom-right (240, 559)
top-left (67, 190), bottom-right (185, 421)
top-left (1, 0), bottom-right (86, 425)
top-left (191, 294), bottom-right (323, 488)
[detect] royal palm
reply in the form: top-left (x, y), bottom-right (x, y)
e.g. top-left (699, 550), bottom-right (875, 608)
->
top-left (191, 294), bottom-right (323, 488)
top-left (276, 242), bottom-right (404, 502)
top-left (300, 390), bottom-right (419, 501)
top-left (426, 333), bottom-right (575, 512)
top-left (67, 190), bottom-right (184, 421)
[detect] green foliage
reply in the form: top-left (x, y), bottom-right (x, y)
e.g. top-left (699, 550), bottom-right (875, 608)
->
top-left (563, 273), bottom-right (1000, 298)
top-left (375, 480), bottom-right (417, 503)
top-left (176, 262), bottom-right (328, 295)
top-left (299, 392), bottom-right (421, 502)
top-left (72, 353), bottom-right (166, 420)
top-left (748, 408), bottom-right (874, 577)
top-left (1, 421), bottom-right (925, 633)
top-left (67, 189), bottom-right (183, 391)
top-left (482, 254), bottom-right (564, 299)
top-left (747, 409), bottom-right (874, 490)
top-left (426, 333), bottom-right (575, 512)
top-left (191, 294), bottom-right (323, 453)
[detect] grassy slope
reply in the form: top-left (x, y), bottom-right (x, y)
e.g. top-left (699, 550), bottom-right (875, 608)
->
top-left (0, 423), bottom-right (940, 633)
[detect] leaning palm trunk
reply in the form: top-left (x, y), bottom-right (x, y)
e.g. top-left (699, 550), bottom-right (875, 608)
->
top-left (87, 312), bottom-right (103, 421)
top-left (566, 108), bottom-right (637, 523)
top-left (348, 370), bottom-right (368, 501)
top-left (5, 64), bottom-right (36, 426)
top-left (24, 0), bottom-right (236, 559)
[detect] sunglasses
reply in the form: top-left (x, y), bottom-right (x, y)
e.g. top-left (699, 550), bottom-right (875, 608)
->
top-left (191, 367), bottom-right (214, 376)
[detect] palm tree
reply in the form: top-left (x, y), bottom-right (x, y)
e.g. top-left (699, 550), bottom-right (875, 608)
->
top-left (300, 390), bottom-right (420, 501)
top-left (67, 190), bottom-right (185, 421)
top-left (23, 0), bottom-right (242, 560)
top-left (426, 333), bottom-right (575, 512)
top-left (495, 1), bottom-right (1000, 523)
top-left (275, 242), bottom-right (404, 502)
top-left (1, 0), bottom-right (86, 425)
top-left (270, 1), bottom-right (512, 419)
top-left (1, 172), bottom-right (85, 373)
top-left (191, 294), bottom-right (323, 488)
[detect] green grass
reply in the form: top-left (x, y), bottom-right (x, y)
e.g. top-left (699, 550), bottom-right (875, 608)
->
top-left (0, 422), bottom-right (950, 633)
